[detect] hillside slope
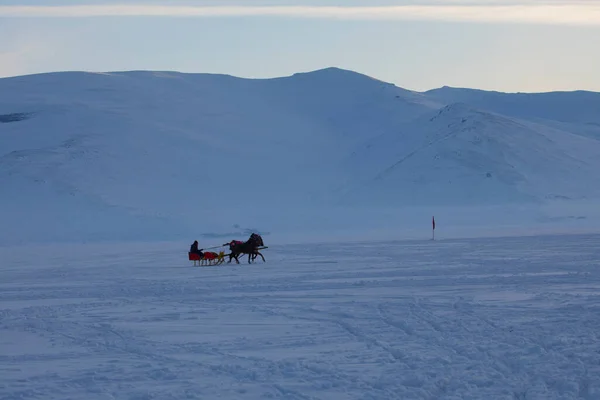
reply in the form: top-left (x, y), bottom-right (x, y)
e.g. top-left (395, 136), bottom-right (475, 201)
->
top-left (1, 67), bottom-right (599, 244)
top-left (426, 86), bottom-right (600, 124)
top-left (425, 86), bottom-right (600, 141)
top-left (0, 68), bottom-right (439, 243)
top-left (338, 103), bottom-right (600, 207)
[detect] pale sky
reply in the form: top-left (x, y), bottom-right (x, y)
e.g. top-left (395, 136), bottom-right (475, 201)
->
top-left (1, 0), bottom-right (599, 92)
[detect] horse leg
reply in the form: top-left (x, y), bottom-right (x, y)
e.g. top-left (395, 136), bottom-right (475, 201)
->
top-left (254, 251), bottom-right (265, 262)
top-left (248, 251), bottom-right (261, 263)
top-left (228, 247), bottom-right (239, 264)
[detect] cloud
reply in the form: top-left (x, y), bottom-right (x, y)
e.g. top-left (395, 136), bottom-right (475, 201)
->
top-left (0, 3), bottom-right (599, 25)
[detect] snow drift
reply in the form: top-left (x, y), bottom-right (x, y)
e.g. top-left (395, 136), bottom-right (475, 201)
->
top-left (1, 67), bottom-right (600, 244)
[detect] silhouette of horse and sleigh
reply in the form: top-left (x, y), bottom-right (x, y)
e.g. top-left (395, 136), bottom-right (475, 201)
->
top-left (188, 233), bottom-right (268, 266)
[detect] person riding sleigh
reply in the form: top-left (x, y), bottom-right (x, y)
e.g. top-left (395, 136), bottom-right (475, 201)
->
top-left (190, 240), bottom-right (204, 258)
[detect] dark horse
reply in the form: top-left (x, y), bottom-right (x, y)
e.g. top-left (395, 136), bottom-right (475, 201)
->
top-left (224, 233), bottom-right (265, 264)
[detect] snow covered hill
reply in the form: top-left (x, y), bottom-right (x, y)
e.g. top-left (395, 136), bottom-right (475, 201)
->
top-left (426, 86), bottom-right (600, 126)
top-left (1, 67), bottom-right (599, 244)
top-left (339, 102), bottom-right (600, 206)
top-left (425, 86), bottom-right (600, 141)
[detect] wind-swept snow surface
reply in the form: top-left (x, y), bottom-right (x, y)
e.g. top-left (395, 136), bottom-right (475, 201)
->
top-left (1, 234), bottom-right (600, 399)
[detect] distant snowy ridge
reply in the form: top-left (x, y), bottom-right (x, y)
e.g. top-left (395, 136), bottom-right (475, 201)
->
top-left (339, 102), bottom-right (600, 206)
top-left (1, 67), bottom-right (600, 244)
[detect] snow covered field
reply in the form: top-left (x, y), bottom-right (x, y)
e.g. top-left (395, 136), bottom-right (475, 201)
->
top-left (2, 67), bottom-right (600, 398)
top-left (2, 233), bottom-right (599, 399)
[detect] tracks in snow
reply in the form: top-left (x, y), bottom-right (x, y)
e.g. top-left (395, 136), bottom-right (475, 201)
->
top-left (1, 234), bottom-right (600, 399)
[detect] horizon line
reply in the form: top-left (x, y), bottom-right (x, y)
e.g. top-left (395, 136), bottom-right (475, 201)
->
top-left (1, 67), bottom-right (598, 95)
top-left (1, 4), bottom-right (600, 25)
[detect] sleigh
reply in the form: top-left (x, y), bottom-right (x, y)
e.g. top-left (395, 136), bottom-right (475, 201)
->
top-left (189, 233), bottom-right (268, 266)
top-left (188, 251), bottom-right (226, 266)
top-left (188, 252), bottom-right (201, 265)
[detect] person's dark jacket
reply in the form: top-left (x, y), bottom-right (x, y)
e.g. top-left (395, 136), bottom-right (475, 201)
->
top-left (190, 241), bottom-right (203, 255)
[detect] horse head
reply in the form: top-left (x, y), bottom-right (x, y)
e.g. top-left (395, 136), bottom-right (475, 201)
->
top-left (249, 233), bottom-right (264, 247)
